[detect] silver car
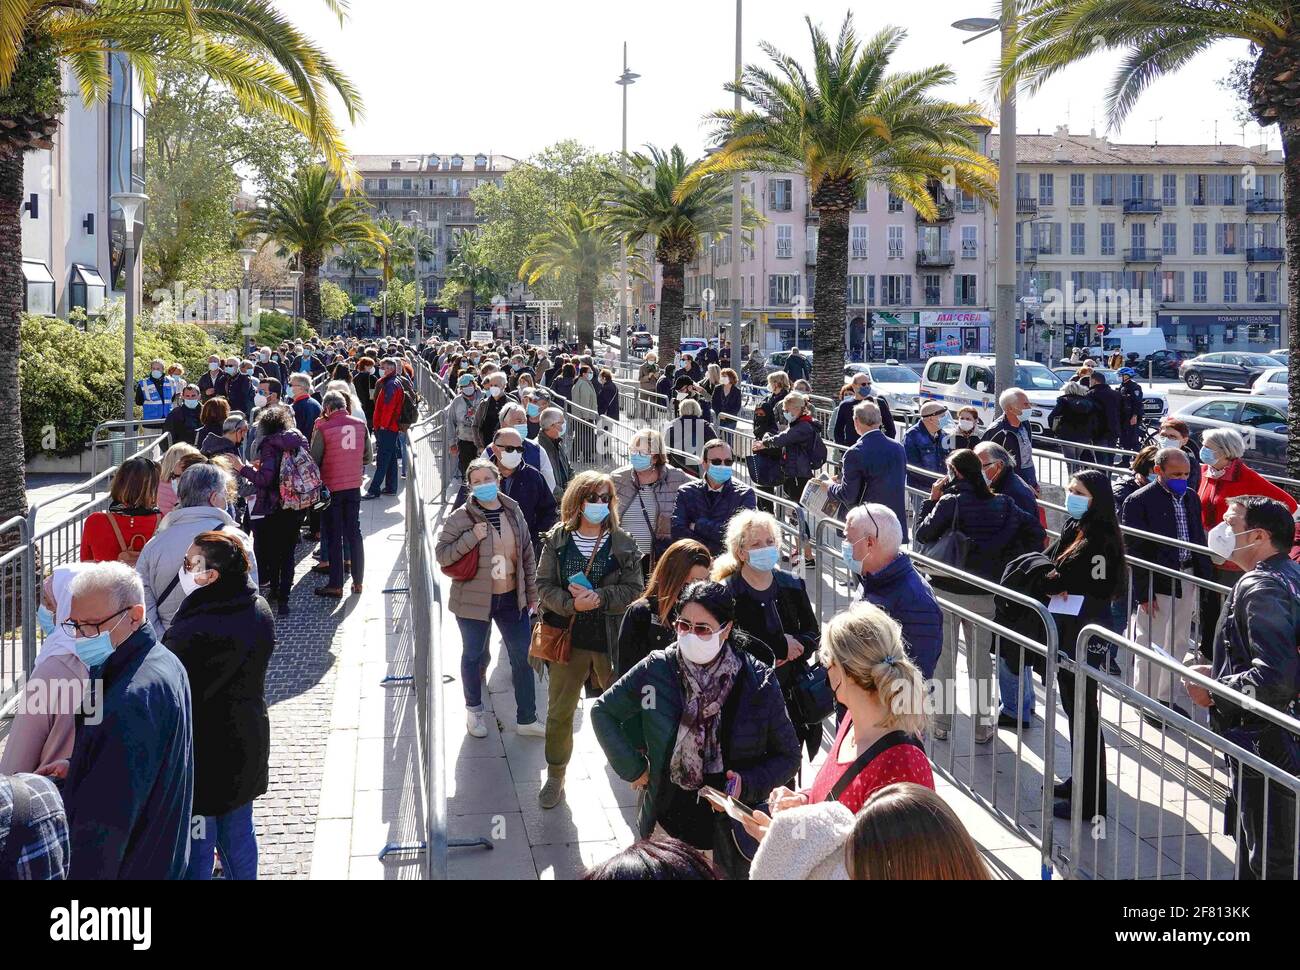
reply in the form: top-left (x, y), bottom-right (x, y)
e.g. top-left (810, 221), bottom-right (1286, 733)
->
top-left (1174, 395), bottom-right (1288, 478)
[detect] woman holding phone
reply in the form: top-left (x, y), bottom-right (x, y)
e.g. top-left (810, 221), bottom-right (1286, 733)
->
top-left (592, 581), bottom-right (800, 880)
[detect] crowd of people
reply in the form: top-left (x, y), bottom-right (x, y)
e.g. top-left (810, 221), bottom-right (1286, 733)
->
top-left (4, 331), bottom-right (1298, 883)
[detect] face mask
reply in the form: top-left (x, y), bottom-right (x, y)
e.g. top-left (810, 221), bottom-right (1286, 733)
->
top-left (225, 366), bottom-right (237, 376)
top-left (707, 465), bottom-right (733, 486)
top-left (273, 355), bottom-right (281, 363)
top-left (511, 424), bottom-right (529, 439)
top-left (784, 412), bottom-right (799, 424)
top-left (1199, 447), bottom-right (1218, 466)
top-left (1207, 522), bottom-right (1258, 563)
top-left (253, 394), bottom-right (268, 409)
top-left (677, 392), bottom-right (689, 402)
top-left (472, 483), bottom-right (499, 504)
top-left (260, 353), bottom-right (270, 362)
top-left (1066, 494), bottom-right (1091, 520)
top-left (37, 603), bottom-right (55, 637)
top-left (500, 451), bottom-right (524, 471)
top-left (841, 540), bottom-right (862, 574)
top-left (679, 629), bottom-right (725, 665)
top-left (526, 404), bottom-right (540, 419)
top-left (722, 378), bottom-right (732, 387)
top-left (747, 545), bottom-right (780, 573)
top-left (490, 386), bottom-right (504, 399)
top-left (178, 565), bottom-right (207, 599)
top-left (74, 631), bottom-right (115, 670)
top-left (558, 423), bottom-right (568, 438)
top-left (857, 385), bottom-right (872, 398)
top-left (1156, 436), bottom-right (1180, 451)
top-left (185, 399), bottom-right (199, 410)
top-left (958, 419), bottom-right (976, 433)
top-left (1165, 477), bottom-right (1189, 498)
top-left (151, 369), bottom-right (163, 380)
top-left (209, 362), bottom-right (220, 372)
top-left (462, 386), bottom-right (475, 397)
top-left (583, 502), bottom-right (610, 526)
top-left (630, 453), bottom-right (654, 473)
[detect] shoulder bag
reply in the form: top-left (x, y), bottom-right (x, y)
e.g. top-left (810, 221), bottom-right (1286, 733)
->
top-left (529, 532), bottom-right (604, 666)
top-left (826, 730), bottom-right (920, 802)
top-left (914, 495), bottom-right (973, 571)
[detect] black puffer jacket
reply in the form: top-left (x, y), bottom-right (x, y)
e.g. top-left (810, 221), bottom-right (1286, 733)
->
top-left (915, 480), bottom-right (1045, 596)
top-left (1048, 394), bottom-right (1100, 444)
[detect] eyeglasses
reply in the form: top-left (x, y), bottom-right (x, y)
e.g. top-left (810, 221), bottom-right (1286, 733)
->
top-left (674, 619), bottom-right (720, 637)
top-left (980, 461), bottom-right (999, 471)
top-left (61, 606), bottom-right (129, 639)
top-left (498, 445), bottom-right (524, 455)
top-left (585, 493), bottom-right (612, 504)
top-left (707, 458), bottom-right (736, 467)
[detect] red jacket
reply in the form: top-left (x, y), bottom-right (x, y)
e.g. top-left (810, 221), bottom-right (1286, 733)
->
top-left (371, 376), bottom-right (405, 433)
top-left (312, 410), bottom-right (369, 492)
top-left (1198, 459), bottom-right (1298, 572)
top-left (80, 510), bottom-right (161, 563)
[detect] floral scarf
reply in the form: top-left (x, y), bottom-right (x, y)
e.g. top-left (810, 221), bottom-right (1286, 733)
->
top-left (669, 642), bottom-right (742, 791)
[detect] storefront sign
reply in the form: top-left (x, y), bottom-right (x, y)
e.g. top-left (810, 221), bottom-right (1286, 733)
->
top-left (918, 310), bottom-right (991, 327)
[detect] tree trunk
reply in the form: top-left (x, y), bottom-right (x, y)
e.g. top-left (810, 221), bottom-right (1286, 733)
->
top-left (659, 260), bottom-right (685, 367)
top-left (576, 276), bottom-right (596, 350)
top-left (1282, 117), bottom-right (1300, 495)
top-left (461, 289), bottom-right (474, 336)
top-left (0, 152), bottom-right (30, 528)
top-left (301, 251), bottom-right (322, 334)
top-left (812, 207), bottom-right (850, 399)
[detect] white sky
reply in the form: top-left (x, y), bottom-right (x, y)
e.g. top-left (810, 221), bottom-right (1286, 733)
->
top-left (274, 0), bottom-right (1279, 161)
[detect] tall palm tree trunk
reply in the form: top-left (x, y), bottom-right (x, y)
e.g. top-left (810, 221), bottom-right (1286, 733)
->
top-left (812, 207), bottom-right (850, 398)
top-left (0, 153), bottom-right (30, 529)
top-left (576, 277), bottom-right (596, 350)
top-left (301, 252), bottom-right (322, 332)
top-left (659, 261), bottom-right (685, 366)
top-left (1282, 117), bottom-right (1300, 493)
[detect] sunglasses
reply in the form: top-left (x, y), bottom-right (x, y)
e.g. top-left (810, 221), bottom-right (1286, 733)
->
top-left (674, 619), bottom-right (721, 638)
top-left (707, 458), bottom-right (736, 467)
top-left (498, 445), bottom-right (524, 455)
top-left (585, 493), bottom-right (612, 504)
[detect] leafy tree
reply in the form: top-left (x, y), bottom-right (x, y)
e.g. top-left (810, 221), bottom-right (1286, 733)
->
top-left (444, 234), bottom-right (501, 328)
top-left (699, 15), bottom-right (997, 396)
top-left (520, 204), bottom-right (622, 348)
top-left (320, 280), bottom-right (354, 325)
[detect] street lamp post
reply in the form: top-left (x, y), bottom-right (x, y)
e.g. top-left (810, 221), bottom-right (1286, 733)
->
top-left (954, 11), bottom-right (1017, 404)
top-left (730, 0), bottom-right (743, 367)
top-left (238, 247), bottom-right (256, 353)
top-left (111, 191), bottom-right (149, 424)
top-left (617, 44), bottom-right (640, 362)
top-left (289, 269), bottom-right (303, 342)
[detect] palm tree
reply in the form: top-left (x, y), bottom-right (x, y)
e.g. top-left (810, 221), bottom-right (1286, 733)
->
top-left (0, 0), bottom-right (360, 525)
top-left (697, 15), bottom-right (998, 396)
top-left (604, 145), bottom-right (744, 365)
top-left (520, 203), bottom-right (622, 348)
top-left (445, 234), bottom-right (500, 332)
top-left (1006, 0), bottom-right (1300, 487)
top-left (241, 165), bottom-right (381, 333)
top-left (335, 243), bottom-right (377, 302)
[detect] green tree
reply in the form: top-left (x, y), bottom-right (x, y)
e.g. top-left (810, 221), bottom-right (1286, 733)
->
top-left (320, 280), bottom-right (353, 325)
top-left (0, 0), bottom-right (361, 527)
top-left (334, 242), bottom-right (376, 300)
top-left (699, 15), bottom-right (997, 396)
top-left (604, 146), bottom-right (744, 365)
top-left (241, 165), bottom-right (382, 334)
top-left (443, 234), bottom-right (501, 330)
top-left (520, 204), bottom-right (622, 348)
top-left (1007, 0), bottom-right (1300, 485)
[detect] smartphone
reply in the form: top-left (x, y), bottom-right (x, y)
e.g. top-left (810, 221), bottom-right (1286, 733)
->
top-left (568, 573), bottom-right (595, 591)
top-left (698, 785), bottom-right (755, 823)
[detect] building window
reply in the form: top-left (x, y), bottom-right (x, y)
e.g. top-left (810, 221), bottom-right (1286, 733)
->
top-left (854, 191), bottom-right (868, 212)
top-left (888, 225), bottom-right (904, 259)
top-left (1160, 270), bottom-right (1182, 302)
top-left (1035, 222), bottom-right (1062, 255)
top-left (1186, 173), bottom-right (1209, 206)
top-left (1070, 223), bottom-right (1085, 256)
top-left (1211, 173), bottom-right (1239, 206)
top-left (1162, 223), bottom-right (1177, 256)
top-left (956, 275), bottom-right (978, 306)
top-left (768, 179), bottom-right (793, 211)
top-left (1100, 222), bottom-right (1116, 256)
top-left (881, 275), bottom-right (912, 306)
top-left (1192, 271), bottom-right (1207, 304)
top-left (923, 274), bottom-right (942, 306)
top-left (888, 192), bottom-right (904, 213)
top-left (961, 225), bottom-right (977, 258)
top-left (69, 264), bottom-right (107, 315)
top-left (957, 188), bottom-right (979, 213)
top-left (768, 273), bottom-right (799, 305)
top-left (848, 275), bottom-right (866, 305)
top-left (22, 259), bottom-right (55, 316)
top-left (1248, 270), bottom-right (1278, 303)
top-left (851, 225), bottom-right (868, 258)
top-left (1093, 174), bottom-right (1115, 206)
top-left (1163, 173), bottom-right (1178, 207)
top-left (776, 225), bottom-right (793, 258)
top-left (1193, 223), bottom-right (1208, 256)
top-left (1223, 270), bottom-right (1238, 303)
top-left (1038, 173), bottom-right (1054, 206)
top-left (1215, 222), bottom-right (1243, 255)
top-left (1070, 173), bottom-right (1085, 206)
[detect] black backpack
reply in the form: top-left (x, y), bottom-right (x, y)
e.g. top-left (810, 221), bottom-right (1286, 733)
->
top-left (808, 420), bottom-right (828, 470)
top-left (397, 377), bottom-right (420, 427)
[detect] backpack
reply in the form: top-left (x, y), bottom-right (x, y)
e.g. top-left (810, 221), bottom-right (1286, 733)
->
top-left (397, 377), bottom-right (420, 429)
top-left (808, 420), bottom-right (828, 470)
top-left (279, 446), bottom-right (324, 511)
top-left (105, 512), bottom-right (156, 567)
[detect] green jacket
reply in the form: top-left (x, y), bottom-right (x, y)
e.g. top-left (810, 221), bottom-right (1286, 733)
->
top-left (592, 643), bottom-right (801, 839)
top-left (536, 523), bottom-right (644, 651)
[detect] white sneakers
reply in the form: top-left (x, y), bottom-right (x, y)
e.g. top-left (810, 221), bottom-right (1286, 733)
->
top-left (516, 721), bottom-right (546, 738)
top-left (466, 710), bottom-right (488, 739)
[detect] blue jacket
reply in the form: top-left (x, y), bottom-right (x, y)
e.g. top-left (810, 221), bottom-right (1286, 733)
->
top-left (291, 394), bottom-right (323, 441)
top-left (833, 395), bottom-right (896, 445)
top-left (990, 466), bottom-right (1039, 523)
top-left (1121, 480), bottom-right (1213, 599)
top-left (915, 480), bottom-right (1045, 595)
top-left (671, 477), bottom-right (758, 555)
top-left (62, 624), bottom-right (194, 880)
top-left (858, 553), bottom-right (943, 679)
top-left (903, 424), bottom-right (948, 491)
top-left (827, 430), bottom-right (909, 543)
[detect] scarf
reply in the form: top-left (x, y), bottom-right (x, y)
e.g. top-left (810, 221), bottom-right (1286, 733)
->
top-left (35, 562), bottom-right (97, 666)
top-left (669, 642), bottom-right (742, 791)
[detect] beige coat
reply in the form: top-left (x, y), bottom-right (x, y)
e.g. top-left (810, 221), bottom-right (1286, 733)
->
top-left (435, 493), bottom-right (538, 621)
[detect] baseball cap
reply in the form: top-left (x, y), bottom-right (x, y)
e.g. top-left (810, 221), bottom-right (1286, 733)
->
top-left (920, 401), bottom-right (947, 418)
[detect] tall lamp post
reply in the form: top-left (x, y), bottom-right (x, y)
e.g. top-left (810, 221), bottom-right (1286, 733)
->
top-left (729, 0), bottom-right (743, 367)
top-left (616, 44), bottom-right (640, 361)
top-left (238, 247), bottom-right (256, 353)
top-left (408, 209), bottom-right (439, 343)
top-left (954, 11), bottom-right (1017, 404)
top-left (111, 191), bottom-right (149, 423)
top-left (288, 268), bottom-right (303, 342)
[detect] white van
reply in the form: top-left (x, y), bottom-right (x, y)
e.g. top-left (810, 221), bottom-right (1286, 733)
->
top-left (918, 355), bottom-right (1065, 435)
top-left (1086, 327), bottom-right (1167, 361)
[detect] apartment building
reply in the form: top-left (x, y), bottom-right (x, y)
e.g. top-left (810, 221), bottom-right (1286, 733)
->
top-left (1000, 128), bottom-right (1287, 355)
top-left (20, 55), bottom-right (145, 319)
top-left (323, 152), bottom-right (517, 309)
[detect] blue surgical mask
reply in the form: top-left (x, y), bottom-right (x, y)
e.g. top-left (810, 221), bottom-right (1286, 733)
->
top-left (512, 424), bottom-right (529, 439)
top-left (558, 423), bottom-right (568, 438)
top-left (37, 603), bottom-right (55, 637)
top-left (857, 385), bottom-right (872, 398)
top-left (747, 546), bottom-right (780, 573)
top-left (1165, 478), bottom-right (1189, 498)
top-left (1199, 447), bottom-right (1217, 466)
top-left (526, 404), bottom-right (540, 418)
top-left (707, 465), bottom-right (732, 485)
top-left (472, 483), bottom-right (499, 504)
top-left (630, 453), bottom-right (654, 472)
top-left (151, 370), bottom-right (163, 380)
top-left (1066, 494), bottom-right (1091, 520)
top-left (841, 540), bottom-right (862, 574)
top-left (185, 399), bottom-right (199, 410)
top-left (583, 502), bottom-right (611, 526)
top-left (224, 366), bottom-right (237, 376)
top-left (74, 631), bottom-right (115, 669)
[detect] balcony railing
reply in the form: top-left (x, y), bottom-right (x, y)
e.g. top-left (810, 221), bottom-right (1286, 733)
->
top-left (1016, 198), bottom-right (1038, 217)
top-left (805, 204), bottom-right (819, 220)
top-left (1247, 197), bottom-right (1284, 214)
top-left (916, 200), bottom-right (955, 223)
top-left (1246, 246), bottom-right (1286, 263)
top-left (1123, 198), bottom-right (1163, 214)
top-left (1123, 247), bottom-right (1162, 263)
top-left (916, 250), bottom-right (955, 268)
top-left (1017, 247), bottom-right (1039, 264)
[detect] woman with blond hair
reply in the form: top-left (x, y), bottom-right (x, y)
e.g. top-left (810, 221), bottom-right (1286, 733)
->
top-left (614, 539), bottom-right (713, 678)
top-left (753, 390), bottom-right (821, 565)
top-left (535, 471), bottom-right (644, 810)
top-left (157, 443), bottom-right (205, 517)
top-left (611, 429), bottom-right (690, 575)
top-left (714, 509), bottom-right (820, 757)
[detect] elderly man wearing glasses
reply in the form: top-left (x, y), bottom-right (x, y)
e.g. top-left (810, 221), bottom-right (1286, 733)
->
top-left (672, 439), bottom-right (757, 557)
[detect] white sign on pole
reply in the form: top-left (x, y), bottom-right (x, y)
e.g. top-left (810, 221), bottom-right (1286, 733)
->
top-left (471, 330), bottom-right (494, 343)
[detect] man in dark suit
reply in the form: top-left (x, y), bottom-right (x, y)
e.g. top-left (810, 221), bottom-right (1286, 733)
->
top-left (1088, 372), bottom-right (1124, 466)
top-left (1121, 447), bottom-right (1213, 719)
top-left (827, 399), bottom-right (909, 543)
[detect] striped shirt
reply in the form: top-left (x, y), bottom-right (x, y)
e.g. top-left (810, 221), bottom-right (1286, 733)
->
top-left (1169, 489), bottom-right (1192, 567)
top-left (481, 505), bottom-right (504, 535)
top-left (571, 530), bottom-right (609, 562)
top-left (623, 489), bottom-right (660, 556)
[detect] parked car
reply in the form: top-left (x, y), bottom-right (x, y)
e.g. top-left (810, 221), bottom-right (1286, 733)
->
top-left (1179, 352), bottom-right (1279, 391)
top-left (763, 349), bottom-right (814, 378)
top-left (632, 330), bottom-right (654, 353)
top-left (1143, 348), bottom-right (1196, 379)
top-left (1051, 368), bottom-right (1168, 422)
top-left (1175, 395), bottom-right (1288, 478)
top-left (1268, 349), bottom-right (1288, 366)
top-left (918, 354), bottom-right (1065, 435)
top-left (845, 361), bottom-right (923, 417)
top-left (1251, 366), bottom-right (1289, 396)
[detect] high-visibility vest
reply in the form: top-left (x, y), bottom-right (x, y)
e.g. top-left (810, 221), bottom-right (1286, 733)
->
top-left (139, 378), bottom-right (173, 421)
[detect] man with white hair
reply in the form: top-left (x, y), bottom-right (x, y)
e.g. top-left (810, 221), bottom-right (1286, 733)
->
top-left (135, 357), bottom-right (174, 423)
top-left (828, 400), bottom-right (909, 543)
top-left (982, 387), bottom-right (1039, 493)
top-left (58, 562), bottom-right (194, 879)
top-left (136, 463), bottom-right (257, 634)
top-left (841, 504), bottom-right (941, 679)
top-left (491, 402), bottom-right (555, 492)
top-left (536, 407), bottom-right (572, 500)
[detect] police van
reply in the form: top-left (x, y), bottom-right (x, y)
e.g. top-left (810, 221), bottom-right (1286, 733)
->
top-left (918, 355), bottom-right (1067, 435)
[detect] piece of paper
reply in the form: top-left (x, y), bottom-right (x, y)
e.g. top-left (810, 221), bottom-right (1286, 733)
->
top-left (1048, 594), bottom-right (1085, 616)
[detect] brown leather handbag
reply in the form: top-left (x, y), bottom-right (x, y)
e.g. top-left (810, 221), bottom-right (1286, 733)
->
top-left (441, 518), bottom-right (484, 581)
top-left (529, 532), bottom-right (604, 666)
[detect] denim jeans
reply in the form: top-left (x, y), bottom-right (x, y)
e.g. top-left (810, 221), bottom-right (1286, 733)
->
top-left (186, 801), bottom-right (258, 880)
top-left (325, 487), bottom-right (364, 588)
top-left (368, 428), bottom-right (401, 496)
top-left (398, 430), bottom-right (410, 475)
top-left (998, 658), bottom-right (1035, 721)
top-left (457, 593), bottom-right (537, 725)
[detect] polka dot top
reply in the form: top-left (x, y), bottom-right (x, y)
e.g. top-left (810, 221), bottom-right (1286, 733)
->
top-left (806, 714), bottom-right (935, 813)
